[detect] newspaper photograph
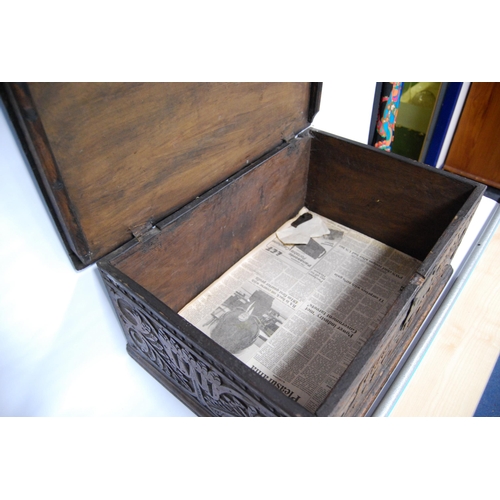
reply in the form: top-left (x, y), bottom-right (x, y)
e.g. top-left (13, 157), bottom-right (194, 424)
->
top-left (179, 208), bottom-right (421, 413)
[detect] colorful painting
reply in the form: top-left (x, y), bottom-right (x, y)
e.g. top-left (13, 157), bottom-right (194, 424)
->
top-left (374, 82), bottom-right (403, 151)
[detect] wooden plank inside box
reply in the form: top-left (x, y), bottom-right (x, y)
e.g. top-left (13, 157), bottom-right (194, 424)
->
top-left (2, 83), bottom-right (485, 417)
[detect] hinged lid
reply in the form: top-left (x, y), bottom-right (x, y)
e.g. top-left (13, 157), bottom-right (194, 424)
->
top-left (2, 82), bottom-right (321, 269)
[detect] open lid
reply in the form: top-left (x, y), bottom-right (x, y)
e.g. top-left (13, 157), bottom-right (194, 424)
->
top-left (3, 83), bottom-right (321, 269)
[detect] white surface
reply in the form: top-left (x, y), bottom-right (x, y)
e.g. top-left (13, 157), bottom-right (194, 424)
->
top-left (312, 82), bottom-right (375, 144)
top-left (0, 98), bottom-right (195, 416)
top-left (450, 195), bottom-right (498, 271)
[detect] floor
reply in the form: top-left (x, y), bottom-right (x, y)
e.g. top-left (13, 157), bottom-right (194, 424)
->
top-left (383, 195), bottom-right (500, 417)
top-left (474, 355), bottom-right (500, 416)
top-left (474, 187), bottom-right (500, 416)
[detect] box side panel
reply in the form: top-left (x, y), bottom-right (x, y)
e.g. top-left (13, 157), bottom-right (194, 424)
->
top-left (99, 263), bottom-right (313, 417)
top-left (112, 138), bottom-right (311, 312)
top-left (307, 130), bottom-right (479, 262)
top-left (318, 185), bottom-right (483, 416)
top-left (308, 131), bottom-right (485, 416)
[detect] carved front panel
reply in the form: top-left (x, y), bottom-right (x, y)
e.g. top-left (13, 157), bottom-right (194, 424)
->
top-left (100, 272), bottom-right (287, 417)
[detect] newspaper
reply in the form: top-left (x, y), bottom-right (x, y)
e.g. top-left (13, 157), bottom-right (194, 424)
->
top-left (179, 208), bottom-right (421, 413)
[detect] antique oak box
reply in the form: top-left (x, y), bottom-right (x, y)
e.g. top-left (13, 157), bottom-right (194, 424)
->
top-left (2, 83), bottom-right (485, 417)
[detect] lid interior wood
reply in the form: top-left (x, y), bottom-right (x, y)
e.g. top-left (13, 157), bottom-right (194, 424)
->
top-left (5, 82), bottom-right (318, 268)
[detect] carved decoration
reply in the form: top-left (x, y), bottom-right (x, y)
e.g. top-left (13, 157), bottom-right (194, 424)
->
top-left (101, 273), bottom-right (284, 417)
top-left (402, 213), bottom-right (471, 332)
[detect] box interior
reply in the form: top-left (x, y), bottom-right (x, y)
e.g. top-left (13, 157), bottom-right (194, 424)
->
top-left (111, 131), bottom-right (477, 314)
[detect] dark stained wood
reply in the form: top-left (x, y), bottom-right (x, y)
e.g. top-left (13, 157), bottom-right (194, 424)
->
top-left (100, 264), bottom-right (313, 416)
top-left (100, 122), bottom-right (485, 417)
top-left (5, 82), bottom-right (312, 267)
top-left (307, 130), bottom-right (478, 261)
top-left (6, 81), bottom-right (484, 416)
top-left (102, 129), bottom-right (484, 417)
top-left (3, 83), bottom-right (91, 266)
top-left (308, 83), bottom-right (323, 122)
top-left (445, 82), bottom-right (500, 189)
top-left (314, 148), bottom-right (485, 416)
top-left (113, 138), bottom-right (311, 312)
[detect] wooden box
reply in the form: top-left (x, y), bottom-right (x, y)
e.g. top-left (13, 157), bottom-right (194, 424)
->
top-left (2, 83), bottom-right (485, 417)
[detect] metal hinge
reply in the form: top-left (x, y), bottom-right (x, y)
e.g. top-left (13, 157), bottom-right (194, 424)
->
top-left (131, 220), bottom-right (158, 242)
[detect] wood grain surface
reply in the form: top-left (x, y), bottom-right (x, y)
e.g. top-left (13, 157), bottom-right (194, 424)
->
top-left (308, 131), bottom-right (478, 262)
top-left (445, 83), bottom-right (500, 189)
top-left (7, 83), bottom-right (312, 266)
top-left (390, 222), bottom-right (500, 417)
top-left (114, 138), bottom-right (311, 312)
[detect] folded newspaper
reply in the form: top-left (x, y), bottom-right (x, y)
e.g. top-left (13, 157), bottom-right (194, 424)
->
top-left (179, 208), bottom-right (421, 412)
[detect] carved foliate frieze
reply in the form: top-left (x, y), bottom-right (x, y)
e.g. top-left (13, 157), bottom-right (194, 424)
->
top-left (101, 273), bottom-right (283, 417)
